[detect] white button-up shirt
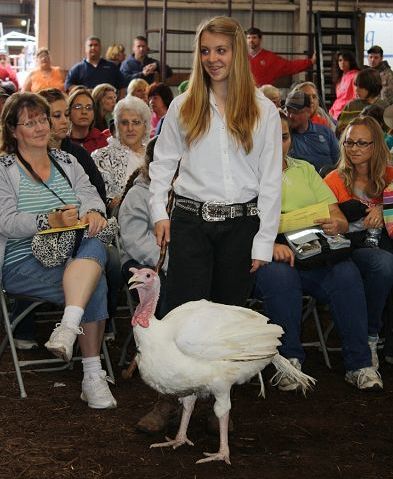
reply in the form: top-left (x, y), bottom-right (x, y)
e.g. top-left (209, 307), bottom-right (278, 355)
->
top-left (149, 90), bottom-right (282, 262)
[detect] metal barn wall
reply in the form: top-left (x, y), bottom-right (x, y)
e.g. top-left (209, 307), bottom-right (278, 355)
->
top-left (48, 0), bottom-right (84, 69)
top-left (41, 0), bottom-right (393, 72)
top-left (94, 6), bottom-right (294, 73)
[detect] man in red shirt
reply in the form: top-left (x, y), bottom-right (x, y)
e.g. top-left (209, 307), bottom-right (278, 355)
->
top-left (246, 27), bottom-right (315, 87)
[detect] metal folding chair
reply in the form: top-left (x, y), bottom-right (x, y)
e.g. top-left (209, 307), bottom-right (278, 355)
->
top-left (301, 296), bottom-right (331, 368)
top-left (113, 234), bottom-right (136, 368)
top-left (0, 284), bottom-right (114, 398)
top-left (247, 295), bottom-right (331, 369)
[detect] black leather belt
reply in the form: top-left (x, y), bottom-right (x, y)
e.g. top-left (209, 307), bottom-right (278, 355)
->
top-left (175, 196), bottom-right (259, 222)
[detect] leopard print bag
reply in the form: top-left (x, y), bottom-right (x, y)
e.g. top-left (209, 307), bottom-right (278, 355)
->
top-left (31, 217), bottom-right (119, 268)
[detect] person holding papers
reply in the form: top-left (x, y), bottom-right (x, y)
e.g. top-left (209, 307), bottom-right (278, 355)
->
top-left (252, 110), bottom-right (382, 392)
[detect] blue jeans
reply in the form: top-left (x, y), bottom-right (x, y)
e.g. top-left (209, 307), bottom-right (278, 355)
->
top-left (253, 259), bottom-right (371, 372)
top-left (3, 238), bottom-right (108, 324)
top-left (351, 248), bottom-right (393, 336)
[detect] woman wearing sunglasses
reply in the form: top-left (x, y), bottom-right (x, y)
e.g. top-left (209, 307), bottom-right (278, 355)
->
top-left (68, 87), bottom-right (109, 154)
top-left (92, 96), bottom-right (151, 215)
top-left (325, 115), bottom-right (393, 368)
top-left (0, 92), bottom-right (116, 408)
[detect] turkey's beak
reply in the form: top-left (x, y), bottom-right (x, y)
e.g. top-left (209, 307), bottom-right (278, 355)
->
top-left (128, 273), bottom-right (143, 290)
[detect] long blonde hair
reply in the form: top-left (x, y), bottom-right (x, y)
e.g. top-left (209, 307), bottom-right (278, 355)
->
top-left (179, 16), bottom-right (259, 154)
top-left (338, 116), bottom-right (391, 198)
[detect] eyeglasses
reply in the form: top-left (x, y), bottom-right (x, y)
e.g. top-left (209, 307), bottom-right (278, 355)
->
top-left (71, 104), bottom-right (94, 112)
top-left (16, 116), bottom-right (49, 129)
top-left (119, 119), bottom-right (145, 127)
top-left (343, 140), bottom-right (374, 149)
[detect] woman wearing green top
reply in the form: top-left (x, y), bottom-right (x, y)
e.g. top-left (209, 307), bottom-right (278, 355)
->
top-left (253, 110), bottom-right (382, 391)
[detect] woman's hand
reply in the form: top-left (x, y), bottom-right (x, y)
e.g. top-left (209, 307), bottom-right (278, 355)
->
top-left (363, 205), bottom-right (383, 229)
top-left (316, 217), bottom-right (341, 236)
top-left (250, 259), bottom-right (269, 273)
top-left (80, 211), bottom-right (107, 237)
top-left (48, 205), bottom-right (79, 228)
top-left (273, 244), bottom-right (295, 267)
top-left (154, 219), bottom-right (170, 247)
top-left (108, 197), bottom-right (121, 209)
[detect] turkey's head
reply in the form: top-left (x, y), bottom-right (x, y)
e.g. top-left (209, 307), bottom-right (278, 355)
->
top-left (128, 267), bottom-right (160, 328)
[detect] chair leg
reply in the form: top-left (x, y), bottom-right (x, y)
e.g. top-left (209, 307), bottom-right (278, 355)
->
top-left (312, 305), bottom-right (332, 369)
top-left (0, 291), bottom-right (27, 398)
top-left (0, 301), bottom-right (43, 358)
top-left (102, 339), bottom-right (115, 382)
top-left (118, 329), bottom-right (134, 367)
top-left (302, 296), bottom-right (331, 369)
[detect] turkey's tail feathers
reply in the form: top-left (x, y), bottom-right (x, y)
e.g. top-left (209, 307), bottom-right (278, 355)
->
top-left (271, 354), bottom-right (316, 396)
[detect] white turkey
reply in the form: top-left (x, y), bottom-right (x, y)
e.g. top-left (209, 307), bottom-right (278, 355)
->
top-left (129, 267), bottom-right (315, 464)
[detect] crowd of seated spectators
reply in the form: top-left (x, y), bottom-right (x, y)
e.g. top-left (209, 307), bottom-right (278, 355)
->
top-left (1, 28), bottom-right (393, 423)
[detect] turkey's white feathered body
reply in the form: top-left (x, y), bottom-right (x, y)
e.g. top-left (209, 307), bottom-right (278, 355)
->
top-left (134, 299), bottom-right (283, 416)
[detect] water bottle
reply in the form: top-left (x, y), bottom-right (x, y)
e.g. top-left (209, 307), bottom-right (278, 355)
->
top-left (364, 228), bottom-right (382, 248)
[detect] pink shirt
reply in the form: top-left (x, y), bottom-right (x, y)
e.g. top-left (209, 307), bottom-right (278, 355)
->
top-left (329, 69), bottom-right (358, 120)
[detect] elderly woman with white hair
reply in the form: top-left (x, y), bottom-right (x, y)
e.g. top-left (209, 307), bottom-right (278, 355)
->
top-left (92, 96), bottom-right (151, 214)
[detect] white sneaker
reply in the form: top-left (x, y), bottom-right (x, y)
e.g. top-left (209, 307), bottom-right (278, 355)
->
top-left (45, 323), bottom-right (83, 362)
top-left (345, 367), bottom-right (383, 390)
top-left (81, 370), bottom-right (117, 409)
top-left (368, 337), bottom-right (379, 369)
top-left (14, 338), bottom-right (39, 350)
top-left (276, 358), bottom-right (303, 391)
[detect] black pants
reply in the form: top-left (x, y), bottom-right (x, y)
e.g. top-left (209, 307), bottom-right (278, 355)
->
top-left (165, 207), bottom-right (260, 313)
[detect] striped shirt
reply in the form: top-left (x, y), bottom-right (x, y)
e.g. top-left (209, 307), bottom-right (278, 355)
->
top-left (4, 164), bottom-right (80, 267)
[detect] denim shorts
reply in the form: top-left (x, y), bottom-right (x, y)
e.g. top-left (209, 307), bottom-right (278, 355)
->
top-left (2, 238), bottom-right (108, 323)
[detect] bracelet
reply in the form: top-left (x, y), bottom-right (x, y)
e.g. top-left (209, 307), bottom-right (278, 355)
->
top-left (87, 208), bottom-right (107, 219)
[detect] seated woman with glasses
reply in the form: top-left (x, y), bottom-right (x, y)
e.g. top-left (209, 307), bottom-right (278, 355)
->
top-left (325, 116), bottom-right (393, 368)
top-left (0, 93), bottom-right (116, 408)
top-left (253, 110), bottom-right (382, 392)
top-left (68, 87), bottom-right (109, 154)
top-left (92, 96), bottom-right (151, 215)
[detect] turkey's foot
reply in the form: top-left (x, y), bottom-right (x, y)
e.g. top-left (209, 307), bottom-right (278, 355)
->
top-left (196, 448), bottom-right (231, 465)
top-left (150, 435), bottom-right (194, 450)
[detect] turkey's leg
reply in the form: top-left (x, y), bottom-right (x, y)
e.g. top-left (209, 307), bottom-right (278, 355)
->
top-left (150, 394), bottom-right (196, 449)
top-left (196, 411), bottom-right (231, 465)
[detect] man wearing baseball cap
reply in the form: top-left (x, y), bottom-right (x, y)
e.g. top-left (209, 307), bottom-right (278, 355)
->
top-left (285, 90), bottom-right (339, 172)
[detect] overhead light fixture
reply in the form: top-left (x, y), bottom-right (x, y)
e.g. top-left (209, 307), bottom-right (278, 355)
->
top-left (21, 19), bottom-right (27, 27)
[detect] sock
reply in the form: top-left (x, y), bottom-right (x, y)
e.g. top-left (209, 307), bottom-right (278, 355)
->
top-left (82, 356), bottom-right (101, 377)
top-left (61, 305), bottom-right (84, 330)
top-left (368, 335), bottom-right (378, 344)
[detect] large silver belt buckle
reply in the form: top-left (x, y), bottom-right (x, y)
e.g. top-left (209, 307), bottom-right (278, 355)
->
top-left (201, 200), bottom-right (227, 222)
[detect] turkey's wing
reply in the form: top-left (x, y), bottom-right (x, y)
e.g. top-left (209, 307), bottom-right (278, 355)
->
top-left (172, 300), bottom-right (283, 361)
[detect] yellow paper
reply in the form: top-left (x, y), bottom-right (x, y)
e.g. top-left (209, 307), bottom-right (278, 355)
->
top-left (278, 202), bottom-right (330, 233)
top-left (38, 223), bottom-right (89, 235)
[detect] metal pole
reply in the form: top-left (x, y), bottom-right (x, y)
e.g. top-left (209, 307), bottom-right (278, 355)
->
top-left (227, 0), bottom-right (232, 17)
top-left (161, 0), bottom-right (168, 82)
top-left (144, 0), bottom-right (148, 39)
top-left (250, 0), bottom-right (255, 28)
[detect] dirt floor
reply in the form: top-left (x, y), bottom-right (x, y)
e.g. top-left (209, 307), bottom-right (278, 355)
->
top-left (1, 309), bottom-right (393, 479)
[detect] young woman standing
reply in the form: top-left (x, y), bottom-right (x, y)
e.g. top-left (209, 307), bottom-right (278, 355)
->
top-left (329, 50), bottom-right (359, 121)
top-left (149, 16), bottom-right (282, 312)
